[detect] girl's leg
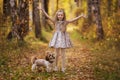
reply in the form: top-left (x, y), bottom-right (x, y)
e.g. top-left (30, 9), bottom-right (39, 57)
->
top-left (61, 48), bottom-right (66, 72)
top-left (54, 48), bottom-right (60, 71)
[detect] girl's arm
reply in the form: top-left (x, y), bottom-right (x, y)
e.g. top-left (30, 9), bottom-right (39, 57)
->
top-left (67, 13), bottom-right (86, 23)
top-left (38, 7), bottom-right (55, 24)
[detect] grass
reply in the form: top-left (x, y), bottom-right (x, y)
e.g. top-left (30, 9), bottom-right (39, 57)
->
top-left (70, 29), bottom-right (120, 80)
top-left (0, 39), bottom-right (66, 80)
top-left (88, 39), bottom-right (120, 80)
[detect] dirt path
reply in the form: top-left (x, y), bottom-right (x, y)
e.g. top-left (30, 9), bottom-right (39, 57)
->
top-left (64, 42), bottom-right (95, 80)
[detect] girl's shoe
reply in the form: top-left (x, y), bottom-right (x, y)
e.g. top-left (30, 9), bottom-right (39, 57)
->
top-left (61, 68), bottom-right (66, 73)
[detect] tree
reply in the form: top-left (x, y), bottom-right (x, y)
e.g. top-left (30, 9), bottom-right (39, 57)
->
top-left (56, 0), bottom-right (59, 10)
top-left (41, 0), bottom-right (53, 30)
top-left (32, 0), bottom-right (42, 38)
top-left (3, 0), bottom-right (11, 17)
top-left (7, 0), bottom-right (18, 40)
top-left (119, 0), bottom-right (120, 8)
top-left (7, 0), bottom-right (29, 41)
top-left (91, 0), bottom-right (104, 40)
top-left (41, 0), bottom-right (48, 29)
top-left (87, 0), bottom-right (92, 25)
top-left (18, 0), bottom-right (29, 40)
top-left (114, 0), bottom-right (120, 12)
top-left (74, 0), bottom-right (82, 7)
top-left (107, 0), bottom-right (112, 16)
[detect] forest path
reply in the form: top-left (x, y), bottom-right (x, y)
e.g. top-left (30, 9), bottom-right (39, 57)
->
top-left (62, 40), bottom-right (95, 80)
top-left (26, 39), bottom-right (95, 80)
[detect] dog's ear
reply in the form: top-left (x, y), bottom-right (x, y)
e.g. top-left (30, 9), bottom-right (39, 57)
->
top-left (45, 55), bottom-right (49, 61)
top-left (45, 51), bottom-right (50, 61)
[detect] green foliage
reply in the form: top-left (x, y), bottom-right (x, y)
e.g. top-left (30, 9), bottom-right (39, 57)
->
top-left (86, 38), bottom-right (120, 80)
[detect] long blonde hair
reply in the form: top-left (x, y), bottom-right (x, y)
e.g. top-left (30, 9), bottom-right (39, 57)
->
top-left (54, 9), bottom-right (66, 22)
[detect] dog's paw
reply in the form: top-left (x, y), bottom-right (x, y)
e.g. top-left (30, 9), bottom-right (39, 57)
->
top-left (53, 66), bottom-right (58, 72)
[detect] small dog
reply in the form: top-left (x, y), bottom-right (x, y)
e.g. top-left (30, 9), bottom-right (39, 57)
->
top-left (31, 51), bottom-right (55, 72)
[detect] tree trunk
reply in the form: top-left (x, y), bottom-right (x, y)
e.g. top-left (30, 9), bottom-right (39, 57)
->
top-left (74, 0), bottom-right (80, 7)
top-left (33, 0), bottom-right (42, 38)
top-left (44, 0), bottom-right (49, 14)
top-left (79, 0), bottom-right (82, 7)
top-left (7, 0), bottom-right (18, 40)
top-left (41, 0), bottom-right (53, 30)
top-left (7, 0), bottom-right (29, 41)
top-left (87, 0), bottom-right (92, 25)
top-left (119, 0), bottom-right (120, 8)
top-left (107, 0), bottom-right (112, 16)
top-left (56, 0), bottom-right (59, 10)
top-left (92, 0), bottom-right (104, 40)
top-left (18, 0), bottom-right (29, 41)
top-left (41, 0), bottom-right (47, 29)
top-left (114, 0), bottom-right (120, 12)
top-left (3, 0), bottom-right (11, 16)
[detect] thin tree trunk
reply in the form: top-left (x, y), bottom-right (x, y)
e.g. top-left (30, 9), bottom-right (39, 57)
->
top-left (7, 0), bottom-right (18, 40)
top-left (33, 0), bottom-right (42, 38)
top-left (3, 0), bottom-right (10, 16)
top-left (107, 0), bottom-right (112, 16)
top-left (44, 0), bottom-right (49, 13)
top-left (18, 0), bottom-right (29, 41)
top-left (92, 0), bottom-right (104, 40)
top-left (56, 0), bottom-right (59, 10)
top-left (114, 0), bottom-right (120, 12)
top-left (79, 0), bottom-right (82, 7)
top-left (87, 0), bottom-right (92, 25)
top-left (41, 0), bottom-right (46, 29)
top-left (74, 0), bottom-right (79, 7)
top-left (43, 0), bottom-right (53, 30)
top-left (119, 0), bottom-right (120, 8)
top-left (9, 0), bottom-right (17, 25)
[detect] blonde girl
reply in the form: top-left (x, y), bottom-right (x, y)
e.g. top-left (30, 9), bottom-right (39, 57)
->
top-left (38, 8), bottom-right (86, 72)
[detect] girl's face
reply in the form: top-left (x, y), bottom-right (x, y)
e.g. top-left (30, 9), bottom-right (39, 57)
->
top-left (57, 12), bottom-right (64, 21)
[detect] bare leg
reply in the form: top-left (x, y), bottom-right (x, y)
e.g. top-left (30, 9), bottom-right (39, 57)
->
top-left (54, 48), bottom-right (60, 71)
top-left (61, 48), bottom-right (66, 72)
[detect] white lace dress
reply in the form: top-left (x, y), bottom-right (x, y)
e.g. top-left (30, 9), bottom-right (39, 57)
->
top-left (49, 21), bottom-right (72, 48)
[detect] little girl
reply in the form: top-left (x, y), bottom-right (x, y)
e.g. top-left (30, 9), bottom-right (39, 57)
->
top-left (38, 8), bottom-right (86, 72)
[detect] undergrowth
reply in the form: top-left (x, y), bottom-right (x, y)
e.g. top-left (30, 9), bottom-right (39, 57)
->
top-left (71, 30), bottom-right (120, 80)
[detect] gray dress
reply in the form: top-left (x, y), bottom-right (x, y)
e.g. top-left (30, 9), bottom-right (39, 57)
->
top-left (49, 21), bottom-right (72, 48)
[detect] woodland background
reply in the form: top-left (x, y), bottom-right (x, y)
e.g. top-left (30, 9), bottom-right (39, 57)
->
top-left (0, 0), bottom-right (120, 80)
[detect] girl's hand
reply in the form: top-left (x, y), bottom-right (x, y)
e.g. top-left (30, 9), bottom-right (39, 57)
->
top-left (83, 14), bottom-right (88, 18)
top-left (37, 6), bottom-right (42, 10)
top-left (81, 13), bottom-right (87, 18)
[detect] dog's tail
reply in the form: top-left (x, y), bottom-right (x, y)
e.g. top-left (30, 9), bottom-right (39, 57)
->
top-left (31, 56), bottom-right (37, 64)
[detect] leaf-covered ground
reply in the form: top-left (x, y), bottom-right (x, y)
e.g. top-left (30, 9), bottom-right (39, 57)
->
top-left (0, 40), bottom-right (95, 80)
top-left (0, 23), bottom-right (120, 80)
top-left (0, 26), bottom-right (120, 80)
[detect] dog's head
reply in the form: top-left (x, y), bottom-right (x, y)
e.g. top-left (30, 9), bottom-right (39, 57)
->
top-left (45, 51), bottom-right (55, 63)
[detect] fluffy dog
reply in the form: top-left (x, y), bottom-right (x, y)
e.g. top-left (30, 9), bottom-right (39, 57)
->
top-left (31, 51), bottom-right (55, 72)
